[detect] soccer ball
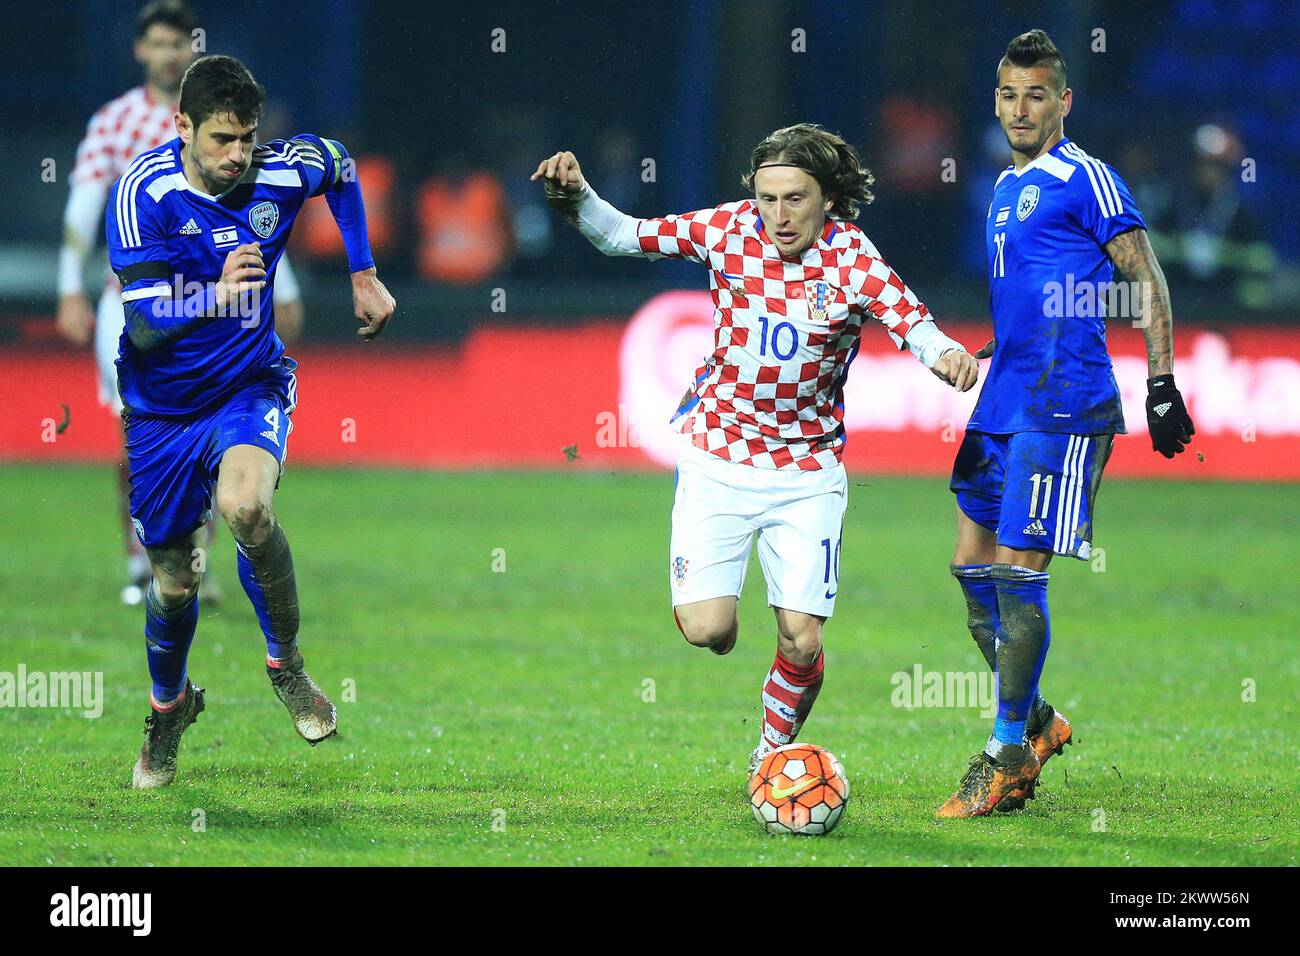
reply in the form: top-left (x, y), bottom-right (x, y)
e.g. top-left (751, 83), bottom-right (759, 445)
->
top-left (749, 743), bottom-right (849, 835)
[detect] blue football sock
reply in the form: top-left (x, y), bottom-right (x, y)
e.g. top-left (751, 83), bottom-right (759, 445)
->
top-left (235, 521), bottom-right (300, 660)
top-left (953, 563), bottom-right (1050, 735)
top-left (990, 564), bottom-right (1051, 748)
top-left (951, 564), bottom-right (1000, 672)
top-left (144, 580), bottom-right (199, 703)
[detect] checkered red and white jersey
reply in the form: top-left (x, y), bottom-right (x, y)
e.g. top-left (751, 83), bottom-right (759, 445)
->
top-left (645, 200), bottom-right (934, 470)
top-left (72, 86), bottom-right (176, 187)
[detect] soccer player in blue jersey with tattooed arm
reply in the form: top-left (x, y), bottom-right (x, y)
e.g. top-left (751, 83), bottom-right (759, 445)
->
top-left (107, 55), bottom-right (395, 787)
top-left (936, 30), bottom-right (1195, 817)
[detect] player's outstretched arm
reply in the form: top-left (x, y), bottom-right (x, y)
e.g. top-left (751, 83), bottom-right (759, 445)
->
top-left (898, 319), bottom-right (978, 391)
top-left (532, 150), bottom-right (644, 256)
top-left (296, 135), bottom-right (394, 340)
top-left (859, 259), bottom-right (979, 392)
top-left (1106, 227), bottom-right (1194, 457)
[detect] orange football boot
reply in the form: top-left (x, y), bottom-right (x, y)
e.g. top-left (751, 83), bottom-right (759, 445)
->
top-left (996, 709), bottom-right (1073, 812)
top-left (1031, 709), bottom-right (1073, 767)
top-left (935, 749), bottom-right (1042, 819)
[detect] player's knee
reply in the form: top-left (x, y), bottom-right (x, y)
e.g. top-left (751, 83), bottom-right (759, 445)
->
top-left (153, 574), bottom-right (199, 606)
top-left (676, 613), bottom-right (736, 650)
top-left (777, 618), bottom-right (823, 665)
top-left (217, 486), bottom-right (273, 544)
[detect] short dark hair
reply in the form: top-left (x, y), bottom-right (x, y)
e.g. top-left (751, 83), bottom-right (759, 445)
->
top-left (136, 0), bottom-right (196, 39)
top-left (999, 29), bottom-right (1067, 93)
top-left (741, 123), bottom-right (875, 220)
top-left (179, 55), bottom-right (266, 131)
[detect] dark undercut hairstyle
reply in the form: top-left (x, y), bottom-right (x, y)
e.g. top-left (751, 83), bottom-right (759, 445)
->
top-left (741, 123), bottom-right (875, 220)
top-left (178, 55), bottom-right (266, 131)
top-left (999, 29), bottom-right (1067, 93)
top-left (136, 0), bottom-right (196, 38)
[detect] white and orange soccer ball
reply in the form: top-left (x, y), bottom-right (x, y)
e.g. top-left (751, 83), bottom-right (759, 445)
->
top-left (748, 743), bottom-right (849, 835)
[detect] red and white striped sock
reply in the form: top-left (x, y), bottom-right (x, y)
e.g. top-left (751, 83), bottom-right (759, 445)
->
top-left (760, 649), bottom-right (825, 750)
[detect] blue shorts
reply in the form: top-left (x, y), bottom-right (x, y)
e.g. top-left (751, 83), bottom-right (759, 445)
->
top-left (950, 431), bottom-right (1114, 559)
top-left (124, 361), bottom-right (298, 548)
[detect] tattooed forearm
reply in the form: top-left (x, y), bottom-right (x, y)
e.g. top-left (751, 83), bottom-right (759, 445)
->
top-left (125, 286), bottom-right (232, 353)
top-left (1106, 228), bottom-right (1173, 377)
top-left (127, 310), bottom-right (207, 352)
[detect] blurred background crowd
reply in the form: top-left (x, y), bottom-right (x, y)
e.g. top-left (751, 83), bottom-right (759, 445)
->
top-left (4, 0), bottom-right (1297, 343)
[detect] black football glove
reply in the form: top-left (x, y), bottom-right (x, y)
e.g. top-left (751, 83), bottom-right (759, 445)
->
top-left (1145, 374), bottom-right (1195, 458)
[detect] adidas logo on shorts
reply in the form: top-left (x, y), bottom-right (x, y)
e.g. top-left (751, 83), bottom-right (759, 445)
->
top-left (1022, 519), bottom-right (1048, 536)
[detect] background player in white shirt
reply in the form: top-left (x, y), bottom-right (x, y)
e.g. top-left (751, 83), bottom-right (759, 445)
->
top-left (534, 124), bottom-right (980, 774)
top-left (54, 1), bottom-right (304, 606)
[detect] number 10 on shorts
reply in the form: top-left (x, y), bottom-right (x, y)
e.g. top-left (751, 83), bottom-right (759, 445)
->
top-left (821, 534), bottom-right (841, 599)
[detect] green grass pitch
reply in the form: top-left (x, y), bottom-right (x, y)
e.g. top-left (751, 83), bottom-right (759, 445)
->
top-left (1, 463), bottom-right (1295, 866)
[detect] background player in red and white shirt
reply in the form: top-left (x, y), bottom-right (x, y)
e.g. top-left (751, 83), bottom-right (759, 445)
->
top-left (55, 1), bottom-right (304, 606)
top-left (534, 124), bottom-right (981, 774)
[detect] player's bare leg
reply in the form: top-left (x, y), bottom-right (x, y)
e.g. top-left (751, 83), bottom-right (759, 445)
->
top-left (216, 444), bottom-right (336, 744)
top-left (132, 529), bottom-right (206, 788)
top-left (749, 608), bottom-right (825, 775)
top-left (673, 596), bottom-right (738, 655)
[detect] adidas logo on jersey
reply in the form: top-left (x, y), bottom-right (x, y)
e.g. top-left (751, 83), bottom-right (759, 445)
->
top-left (1022, 519), bottom-right (1048, 536)
top-left (1154, 401), bottom-right (1173, 417)
top-left (179, 218), bottom-right (201, 236)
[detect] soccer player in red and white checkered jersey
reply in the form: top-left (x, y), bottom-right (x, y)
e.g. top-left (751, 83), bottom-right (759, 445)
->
top-left (54, 1), bottom-right (303, 606)
top-left (534, 124), bottom-right (981, 775)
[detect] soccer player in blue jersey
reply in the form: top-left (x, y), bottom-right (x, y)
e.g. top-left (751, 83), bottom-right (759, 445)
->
top-left (107, 55), bottom-right (395, 787)
top-left (936, 30), bottom-right (1195, 817)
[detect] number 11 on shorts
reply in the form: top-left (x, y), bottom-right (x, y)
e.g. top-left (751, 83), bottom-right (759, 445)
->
top-left (1028, 472), bottom-right (1053, 519)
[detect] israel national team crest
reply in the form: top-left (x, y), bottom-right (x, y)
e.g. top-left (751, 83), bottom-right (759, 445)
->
top-left (1016, 184), bottom-right (1040, 221)
top-left (249, 201), bottom-right (279, 239)
top-left (804, 279), bottom-right (830, 324)
top-left (672, 556), bottom-right (689, 587)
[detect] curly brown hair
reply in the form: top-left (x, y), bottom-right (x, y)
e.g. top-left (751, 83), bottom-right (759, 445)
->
top-left (741, 123), bottom-right (875, 220)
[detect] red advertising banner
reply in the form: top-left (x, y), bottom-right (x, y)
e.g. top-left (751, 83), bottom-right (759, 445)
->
top-left (4, 291), bottom-right (1298, 479)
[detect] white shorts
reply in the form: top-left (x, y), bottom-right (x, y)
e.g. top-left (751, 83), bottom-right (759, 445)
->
top-left (669, 442), bottom-right (848, 618)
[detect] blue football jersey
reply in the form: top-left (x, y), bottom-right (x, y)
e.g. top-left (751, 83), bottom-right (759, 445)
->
top-left (106, 134), bottom-right (344, 417)
top-left (968, 138), bottom-right (1146, 435)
